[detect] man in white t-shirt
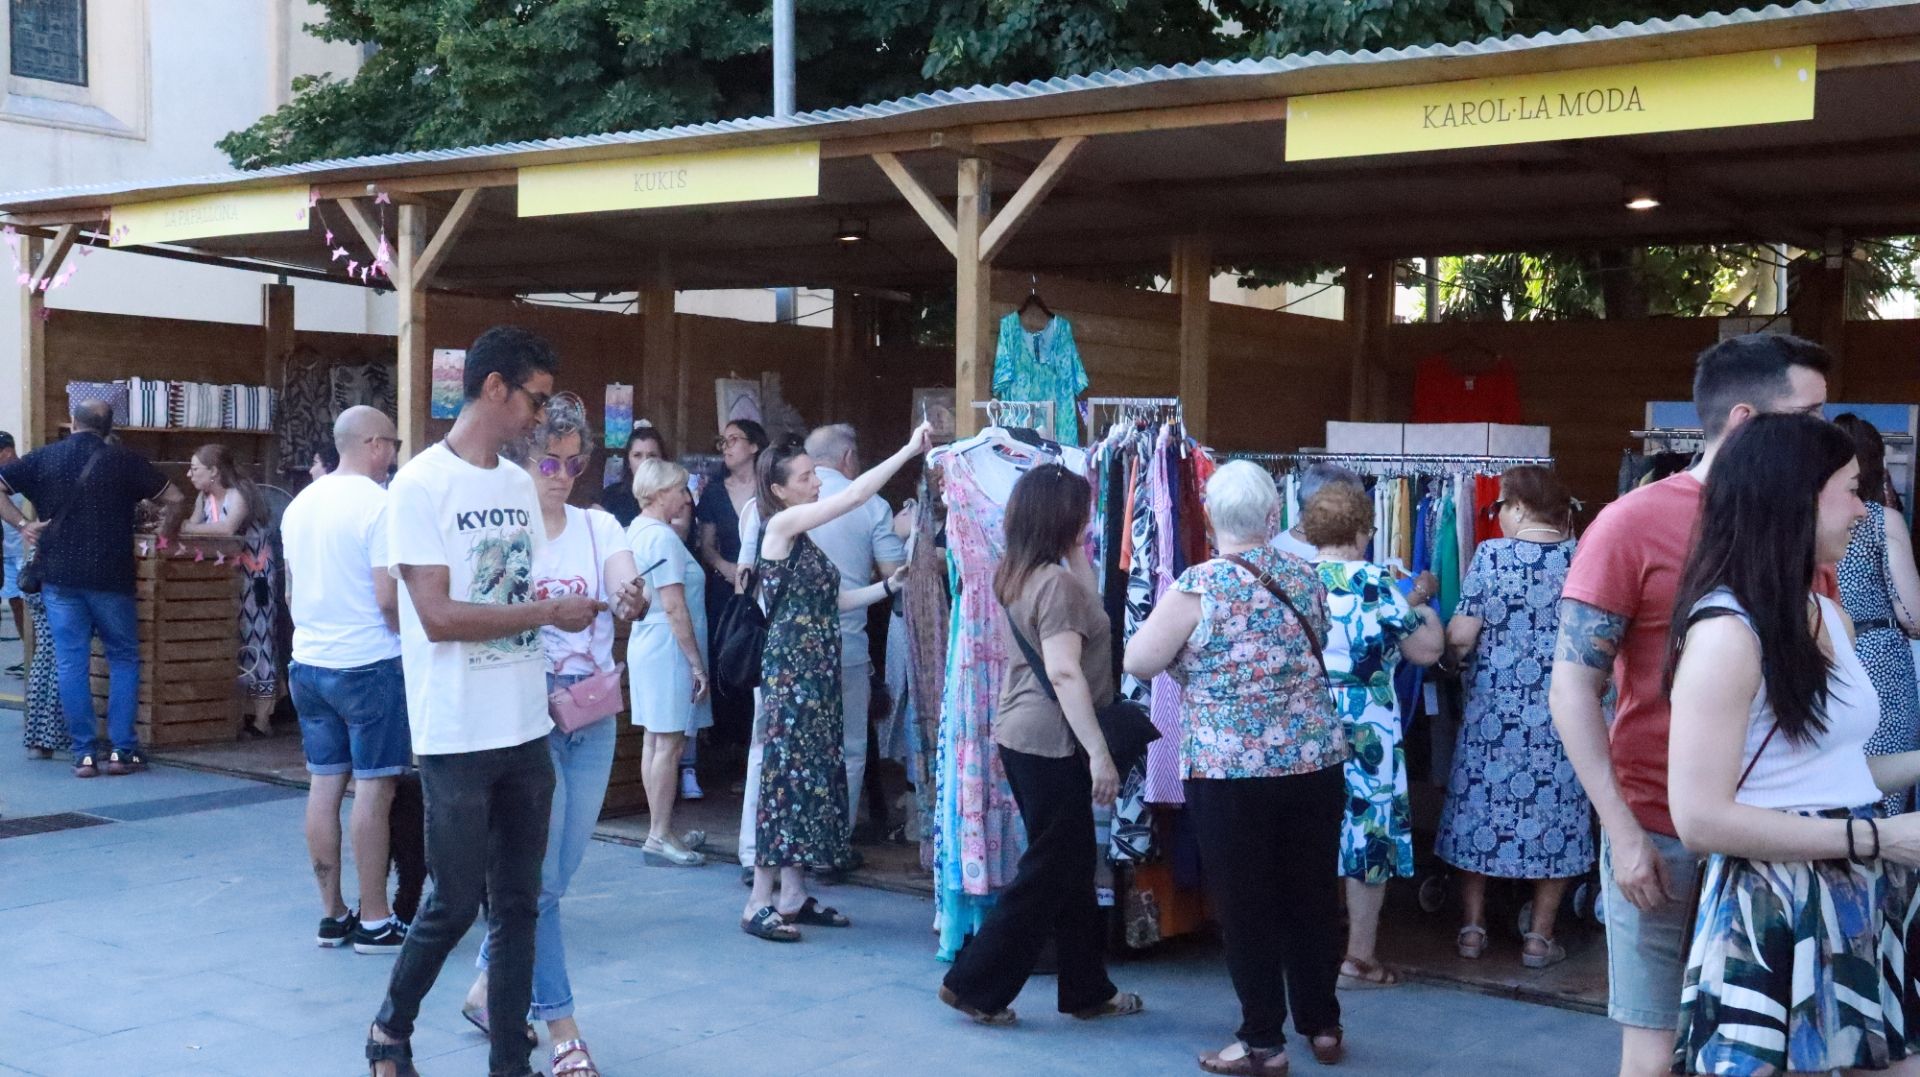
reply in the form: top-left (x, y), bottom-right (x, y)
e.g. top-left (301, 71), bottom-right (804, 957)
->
top-left (735, 424), bottom-right (906, 872)
top-left (283, 406), bottom-right (408, 955)
top-left (365, 327), bottom-right (601, 1077)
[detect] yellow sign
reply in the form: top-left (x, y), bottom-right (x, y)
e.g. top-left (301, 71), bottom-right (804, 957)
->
top-left (111, 186), bottom-right (311, 247)
top-left (518, 142), bottom-right (821, 217)
top-left (1286, 47), bottom-right (1815, 161)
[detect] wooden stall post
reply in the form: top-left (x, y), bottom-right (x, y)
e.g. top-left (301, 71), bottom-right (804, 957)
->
top-left (18, 226), bottom-right (76, 449)
top-left (1174, 236), bottom-right (1212, 442)
top-left (955, 158), bottom-right (994, 437)
top-left (1792, 256), bottom-right (1852, 396)
top-left (391, 190), bottom-right (481, 460)
top-left (825, 290), bottom-right (860, 426)
top-left (261, 282), bottom-right (294, 473)
top-left (1345, 259), bottom-right (1394, 421)
top-left (639, 284), bottom-right (680, 450)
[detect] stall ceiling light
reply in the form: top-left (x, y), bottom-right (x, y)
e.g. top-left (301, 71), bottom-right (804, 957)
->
top-left (1625, 193), bottom-right (1661, 211)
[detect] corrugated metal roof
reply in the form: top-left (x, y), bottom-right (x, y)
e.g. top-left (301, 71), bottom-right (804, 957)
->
top-left (4, 0), bottom-right (1914, 208)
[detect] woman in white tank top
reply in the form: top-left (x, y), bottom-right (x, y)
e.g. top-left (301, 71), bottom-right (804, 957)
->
top-left (1668, 412), bottom-right (1920, 1076)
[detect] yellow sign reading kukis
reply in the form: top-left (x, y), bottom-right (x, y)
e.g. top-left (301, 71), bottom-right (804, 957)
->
top-left (110, 186), bottom-right (311, 247)
top-left (1286, 47), bottom-right (1816, 162)
top-left (518, 142), bottom-right (821, 217)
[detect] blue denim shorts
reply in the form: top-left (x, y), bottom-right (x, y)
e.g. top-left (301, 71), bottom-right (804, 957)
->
top-left (289, 657), bottom-right (411, 780)
top-left (1600, 829), bottom-right (1702, 1029)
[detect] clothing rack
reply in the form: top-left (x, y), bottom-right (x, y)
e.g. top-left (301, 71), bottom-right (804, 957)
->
top-left (1226, 450), bottom-right (1553, 476)
top-left (971, 399), bottom-right (1058, 436)
top-left (1087, 396), bottom-right (1182, 428)
top-left (1631, 426), bottom-right (1915, 446)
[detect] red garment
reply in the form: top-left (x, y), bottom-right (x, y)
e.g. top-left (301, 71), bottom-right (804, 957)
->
top-left (1559, 473), bottom-right (1703, 838)
top-left (1410, 354), bottom-right (1523, 423)
top-left (1473, 474), bottom-right (1503, 545)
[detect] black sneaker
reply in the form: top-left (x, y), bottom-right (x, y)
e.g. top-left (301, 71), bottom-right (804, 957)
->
top-left (352, 918), bottom-right (407, 955)
top-left (317, 910), bottom-right (359, 948)
top-left (106, 749), bottom-right (146, 775)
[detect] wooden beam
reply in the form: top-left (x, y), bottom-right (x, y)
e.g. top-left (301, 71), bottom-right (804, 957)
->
top-left (872, 153), bottom-right (958, 257)
top-left (18, 235), bottom-right (46, 449)
top-left (261, 283), bottom-right (296, 474)
top-left (335, 198), bottom-right (383, 260)
top-left (1174, 236), bottom-right (1212, 442)
top-left (979, 137), bottom-right (1087, 264)
top-left (638, 282), bottom-right (679, 451)
top-left (310, 169), bottom-right (517, 200)
top-left (394, 205), bottom-right (429, 462)
top-left (29, 224), bottom-right (77, 291)
top-left (413, 188), bottom-right (482, 289)
top-left (954, 158), bottom-right (993, 438)
top-left (1344, 260), bottom-right (1393, 420)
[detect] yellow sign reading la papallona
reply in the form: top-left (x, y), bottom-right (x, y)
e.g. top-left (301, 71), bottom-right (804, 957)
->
top-left (518, 141), bottom-right (821, 217)
top-left (1286, 47), bottom-right (1816, 162)
top-left (110, 186), bottom-right (312, 247)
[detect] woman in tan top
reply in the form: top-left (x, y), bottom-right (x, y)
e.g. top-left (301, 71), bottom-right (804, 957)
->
top-left (938, 463), bottom-right (1142, 1027)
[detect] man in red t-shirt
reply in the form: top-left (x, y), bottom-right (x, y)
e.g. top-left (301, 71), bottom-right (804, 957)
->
top-left (1550, 333), bottom-right (1831, 1077)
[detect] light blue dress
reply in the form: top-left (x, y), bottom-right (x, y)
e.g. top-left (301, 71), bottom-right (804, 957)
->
top-left (992, 312), bottom-right (1087, 444)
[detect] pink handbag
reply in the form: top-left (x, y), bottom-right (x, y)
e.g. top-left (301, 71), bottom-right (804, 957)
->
top-left (546, 513), bottom-right (626, 732)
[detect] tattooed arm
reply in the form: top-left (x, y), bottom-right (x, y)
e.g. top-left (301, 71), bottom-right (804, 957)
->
top-left (1550, 598), bottom-right (1674, 909)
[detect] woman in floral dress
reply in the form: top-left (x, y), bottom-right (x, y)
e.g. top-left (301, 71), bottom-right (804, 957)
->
top-left (1299, 481), bottom-right (1443, 990)
top-left (741, 422), bottom-right (931, 942)
top-left (1436, 466), bottom-right (1591, 968)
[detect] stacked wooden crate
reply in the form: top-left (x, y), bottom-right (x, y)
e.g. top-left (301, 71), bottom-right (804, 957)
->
top-left (91, 539), bottom-right (243, 747)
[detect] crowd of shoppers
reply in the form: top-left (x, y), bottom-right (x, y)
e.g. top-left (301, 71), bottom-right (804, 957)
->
top-left (18, 322), bottom-right (1920, 1077)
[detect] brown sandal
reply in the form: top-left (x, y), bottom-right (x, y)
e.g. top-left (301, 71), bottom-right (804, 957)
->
top-left (1337, 955), bottom-right (1401, 990)
top-left (1198, 1042), bottom-right (1290, 1075)
top-left (1073, 991), bottom-right (1145, 1020)
top-left (1309, 1026), bottom-right (1345, 1065)
top-left (938, 985), bottom-right (1017, 1026)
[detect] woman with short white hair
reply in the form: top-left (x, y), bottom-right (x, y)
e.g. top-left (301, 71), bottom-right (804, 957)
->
top-left (1126, 460), bottom-right (1350, 1075)
top-left (626, 457), bottom-right (712, 867)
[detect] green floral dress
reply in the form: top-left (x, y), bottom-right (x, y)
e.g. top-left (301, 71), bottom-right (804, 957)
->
top-left (755, 534), bottom-right (853, 869)
top-left (1317, 560), bottom-right (1422, 885)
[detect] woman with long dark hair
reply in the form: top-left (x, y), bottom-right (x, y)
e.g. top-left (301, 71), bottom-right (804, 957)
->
top-left (938, 463), bottom-right (1142, 1028)
top-left (596, 425), bottom-right (666, 528)
top-left (1834, 412), bottom-right (1920, 814)
top-left (182, 443), bottom-right (278, 737)
top-left (697, 418), bottom-right (768, 745)
top-left (1668, 412), bottom-right (1920, 1076)
top-left (741, 423), bottom-right (928, 942)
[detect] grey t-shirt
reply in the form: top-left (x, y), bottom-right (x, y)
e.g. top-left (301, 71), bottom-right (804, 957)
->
top-left (995, 564), bottom-right (1114, 758)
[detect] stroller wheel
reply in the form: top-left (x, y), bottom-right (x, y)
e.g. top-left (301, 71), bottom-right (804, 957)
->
top-left (1417, 873), bottom-right (1449, 914)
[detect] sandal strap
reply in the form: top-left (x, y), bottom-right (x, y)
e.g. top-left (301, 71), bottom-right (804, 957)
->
top-left (365, 1039), bottom-right (412, 1063)
top-left (552, 1039), bottom-right (599, 1076)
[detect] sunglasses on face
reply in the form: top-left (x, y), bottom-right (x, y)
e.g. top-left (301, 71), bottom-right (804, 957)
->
top-left (537, 455), bottom-right (590, 478)
top-left (512, 383), bottom-right (552, 413)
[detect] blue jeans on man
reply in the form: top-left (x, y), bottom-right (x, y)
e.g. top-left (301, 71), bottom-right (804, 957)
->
top-left (475, 676), bottom-right (618, 1020)
top-left (42, 583), bottom-right (140, 762)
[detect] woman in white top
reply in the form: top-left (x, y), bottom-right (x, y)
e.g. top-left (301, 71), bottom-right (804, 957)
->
top-left (626, 457), bottom-right (712, 867)
top-left (1668, 412), bottom-right (1920, 1077)
top-left (464, 394), bottom-right (647, 1077)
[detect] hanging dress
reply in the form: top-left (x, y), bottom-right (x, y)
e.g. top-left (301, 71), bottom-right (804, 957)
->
top-left (902, 487), bottom-right (951, 869)
top-left (991, 313), bottom-right (1088, 444)
top-left (1836, 500), bottom-right (1920, 815)
top-left (204, 493), bottom-right (277, 700)
top-left (754, 533), bottom-right (852, 869)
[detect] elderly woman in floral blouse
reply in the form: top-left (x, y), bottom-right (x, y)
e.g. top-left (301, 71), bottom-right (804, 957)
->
top-left (1126, 460), bottom-right (1348, 1077)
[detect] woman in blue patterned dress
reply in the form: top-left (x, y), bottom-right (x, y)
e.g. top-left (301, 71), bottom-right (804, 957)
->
top-left (1834, 413), bottom-right (1920, 815)
top-left (1435, 466), bottom-right (1592, 968)
top-left (1299, 482), bottom-right (1443, 990)
top-left (1667, 413), bottom-right (1920, 1077)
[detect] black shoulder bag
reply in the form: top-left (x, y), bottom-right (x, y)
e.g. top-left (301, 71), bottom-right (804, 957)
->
top-left (712, 566), bottom-right (790, 696)
top-left (16, 443), bottom-right (109, 595)
top-left (1002, 603), bottom-right (1158, 774)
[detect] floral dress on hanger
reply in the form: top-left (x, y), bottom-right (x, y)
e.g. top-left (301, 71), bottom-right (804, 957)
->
top-left (992, 312), bottom-right (1087, 444)
top-left (1318, 559), bottom-right (1422, 884)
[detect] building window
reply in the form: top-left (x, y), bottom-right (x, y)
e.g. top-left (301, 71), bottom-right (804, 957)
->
top-left (10, 0), bottom-right (87, 86)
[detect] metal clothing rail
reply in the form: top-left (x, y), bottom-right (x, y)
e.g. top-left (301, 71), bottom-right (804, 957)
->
top-left (1225, 450), bottom-right (1554, 469)
top-left (1087, 396), bottom-right (1182, 428)
top-left (1632, 426), bottom-right (1915, 445)
top-left (971, 399), bottom-right (1056, 431)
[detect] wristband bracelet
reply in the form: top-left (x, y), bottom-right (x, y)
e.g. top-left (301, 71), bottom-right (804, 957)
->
top-left (1869, 816), bottom-right (1882, 861)
top-left (1847, 817), bottom-right (1861, 864)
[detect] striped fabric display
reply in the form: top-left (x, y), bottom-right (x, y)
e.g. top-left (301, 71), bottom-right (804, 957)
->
top-left (66, 381), bottom-right (129, 426)
top-left (126, 377), bottom-right (169, 428)
top-left (219, 385), bottom-right (238, 429)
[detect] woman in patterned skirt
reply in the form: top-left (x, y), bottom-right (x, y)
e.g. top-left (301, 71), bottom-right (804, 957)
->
top-left (1669, 413), bottom-right (1920, 1077)
top-left (1436, 465), bottom-right (1592, 968)
top-left (182, 444), bottom-right (278, 737)
top-left (1298, 481), bottom-right (1443, 990)
top-left (739, 422), bottom-right (931, 942)
top-left (1834, 413), bottom-right (1920, 815)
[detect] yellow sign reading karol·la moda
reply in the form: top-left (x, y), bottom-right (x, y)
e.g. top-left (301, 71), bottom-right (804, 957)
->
top-left (518, 142), bottom-right (820, 217)
top-left (110, 186), bottom-right (311, 247)
top-left (1286, 47), bottom-right (1815, 162)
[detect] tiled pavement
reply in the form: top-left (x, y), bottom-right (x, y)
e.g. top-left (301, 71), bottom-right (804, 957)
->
top-left (0, 643), bottom-right (1620, 1076)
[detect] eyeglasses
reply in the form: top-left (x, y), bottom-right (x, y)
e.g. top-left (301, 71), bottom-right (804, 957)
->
top-left (1483, 498), bottom-right (1509, 518)
top-left (537, 455), bottom-right (590, 478)
top-left (512, 383), bottom-right (552, 414)
top-left (715, 434), bottom-right (749, 451)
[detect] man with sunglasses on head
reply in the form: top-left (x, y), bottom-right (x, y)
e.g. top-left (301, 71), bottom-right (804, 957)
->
top-left (282, 406), bottom-right (410, 954)
top-left (364, 326), bottom-right (604, 1077)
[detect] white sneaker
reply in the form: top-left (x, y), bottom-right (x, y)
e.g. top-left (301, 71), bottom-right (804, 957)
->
top-left (680, 768), bottom-right (704, 800)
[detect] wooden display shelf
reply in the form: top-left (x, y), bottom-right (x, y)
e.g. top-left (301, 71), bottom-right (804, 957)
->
top-left (88, 538), bottom-right (245, 748)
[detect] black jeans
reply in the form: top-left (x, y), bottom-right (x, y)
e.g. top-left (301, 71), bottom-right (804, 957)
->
top-left (374, 737), bottom-right (555, 1077)
top-left (943, 746), bottom-right (1116, 1015)
top-left (1186, 766), bottom-right (1345, 1051)
top-left (388, 771), bottom-right (428, 925)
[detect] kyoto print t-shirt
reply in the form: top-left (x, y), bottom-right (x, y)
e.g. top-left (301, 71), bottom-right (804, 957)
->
top-left (387, 442), bottom-right (550, 755)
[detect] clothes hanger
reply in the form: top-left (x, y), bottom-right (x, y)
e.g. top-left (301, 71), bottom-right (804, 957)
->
top-left (1018, 275), bottom-right (1053, 325)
